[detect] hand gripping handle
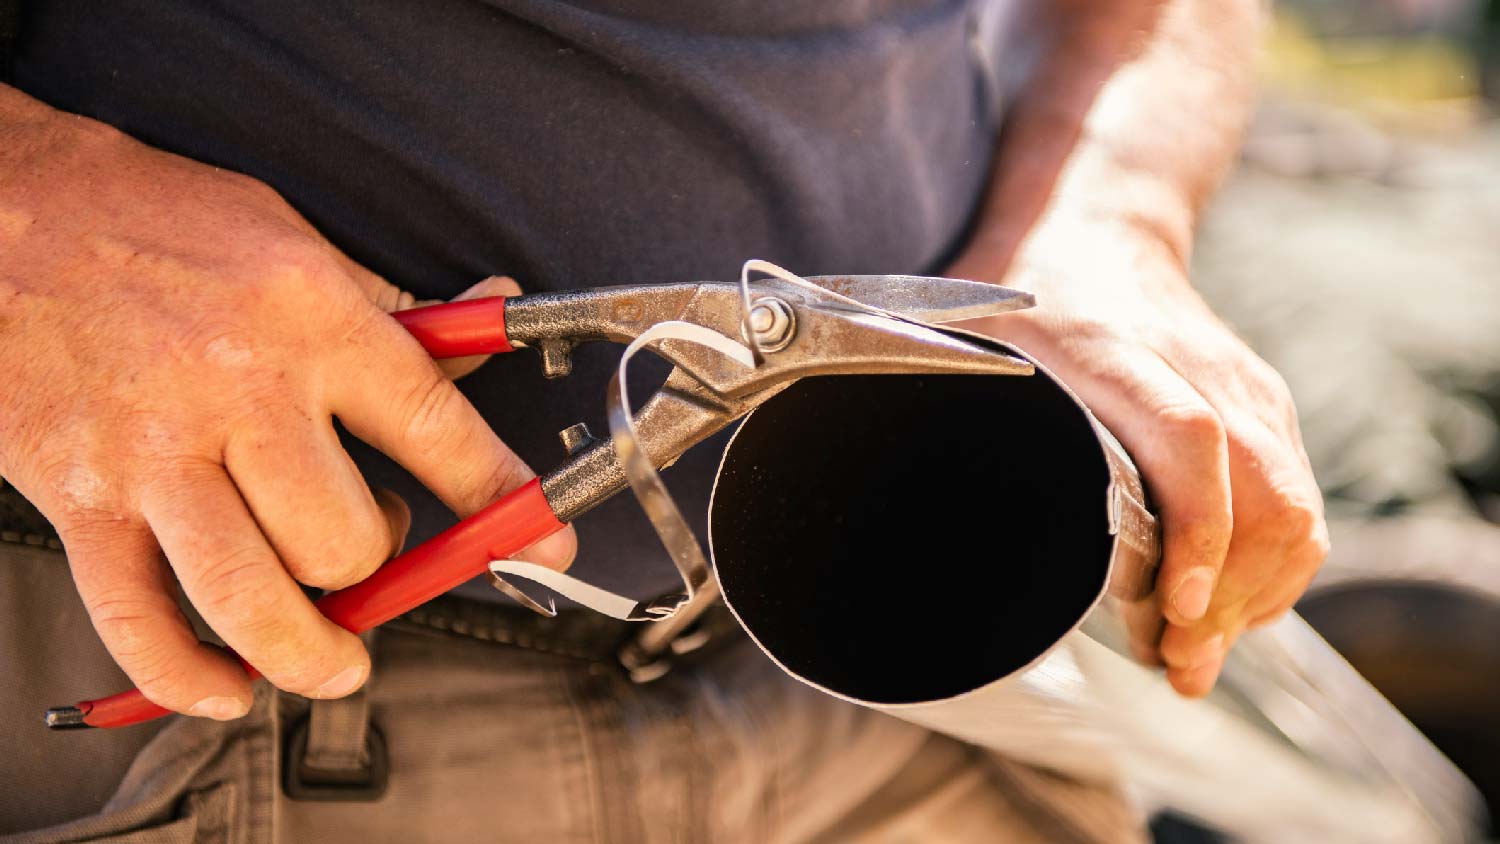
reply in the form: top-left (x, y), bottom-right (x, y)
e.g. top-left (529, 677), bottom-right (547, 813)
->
top-left (64, 479), bottom-right (564, 729)
top-left (53, 299), bottom-right (549, 729)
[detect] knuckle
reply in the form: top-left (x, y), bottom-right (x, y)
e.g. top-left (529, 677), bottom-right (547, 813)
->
top-left (284, 529), bottom-right (385, 590)
top-left (395, 374), bottom-right (464, 450)
top-left (1056, 315), bottom-right (1122, 349)
top-left (228, 171), bottom-right (284, 204)
top-left (1158, 636), bottom-right (1192, 666)
top-left (257, 240), bottom-right (341, 299)
top-left (1252, 493), bottom-right (1327, 558)
top-left (166, 313), bottom-right (262, 373)
top-left (260, 638), bottom-right (354, 695)
top-left (263, 657), bottom-right (331, 696)
top-left (71, 117), bottom-right (126, 150)
top-left (86, 593), bottom-right (171, 660)
top-left (1278, 501), bottom-right (1320, 543)
top-left (466, 457), bottom-right (530, 506)
top-left (1159, 405), bottom-right (1226, 449)
top-left (86, 607), bottom-right (198, 707)
top-left (185, 551), bottom-right (342, 693)
top-left (1250, 357), bottom-right (1295, 403)
top-left (133, 663), bottom-right (203, 710)
top-left (191, 544), bottom-right (279, 623)
top-left (46, 468), bottom-right (128, 527)
top-left (366, 279), bottom-right (412, 314)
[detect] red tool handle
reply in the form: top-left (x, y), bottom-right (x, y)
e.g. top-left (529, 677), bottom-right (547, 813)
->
top-left (71, 478), bottom-right (565, 729)
top-left (393, 296), bottom-right (512, 357)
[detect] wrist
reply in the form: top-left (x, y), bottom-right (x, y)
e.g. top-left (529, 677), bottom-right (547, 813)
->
top-left (952, 197), bottom-right (1193, 291)
top-left (1044, 165), bottom-right (1198, 265)
top-left (960, 144), bottom-right (1202, 283)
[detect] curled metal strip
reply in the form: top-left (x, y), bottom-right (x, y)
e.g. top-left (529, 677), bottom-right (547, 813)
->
top-left (485, 570), bottom-right (559, 618)
top-left (488, 319), bottom-right (754, 620)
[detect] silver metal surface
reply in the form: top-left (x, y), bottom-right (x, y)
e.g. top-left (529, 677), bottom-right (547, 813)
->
top-left (497, 269), bottom-right (1036, 634)
top-left (43, 705), bottom-right (88, 730)
top-left (557, 422), bottom-right (597, 456)
top-left (528, 276), bottom-right (1036, 523)
top-left (507, 279), bottom-right (1034, 402)
top-left (537, 339), bottom-right (575, 378)
top-left (799, 274), bottom-right (1035, 323)
top-left (485, 570), bottom-right (558, 617)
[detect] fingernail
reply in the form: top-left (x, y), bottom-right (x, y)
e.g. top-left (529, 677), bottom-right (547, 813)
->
top-left (526, 529), bottom-right (577, 570)
top-left (188, 696), bottom-right (250, 721)
top-left (1170, 567), bottom-right (1216, 620)
top-left (313, 664), bottom-right (367, 699)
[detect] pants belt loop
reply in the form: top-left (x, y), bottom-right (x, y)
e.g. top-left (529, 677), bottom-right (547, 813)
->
top-left (283, 631), bottom-right (388, 801)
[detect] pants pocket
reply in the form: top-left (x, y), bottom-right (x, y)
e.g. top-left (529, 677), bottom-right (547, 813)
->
top-left (0, 538), bottom-right (276, 844)
top-left (5, 783), bottom-right (236, 844)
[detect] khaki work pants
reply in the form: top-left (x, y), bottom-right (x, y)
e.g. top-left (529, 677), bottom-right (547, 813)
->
top-left (0, 538), bottom-right (1145, 843)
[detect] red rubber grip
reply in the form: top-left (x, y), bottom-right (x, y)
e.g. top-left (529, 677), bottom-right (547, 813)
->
top-left (77, 479), bottom-right (565, 728)
top-left (393, 297), bottom-right (512, 357)
top-left (315, 478), bottom-right (562, 630)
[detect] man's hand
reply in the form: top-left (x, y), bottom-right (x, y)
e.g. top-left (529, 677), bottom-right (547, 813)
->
top-left (946, 0), bottom-right (1327, 695)
top-left (0, 87), bottom-right (576, 720)
top-left (951, 218), bottom-right (1328, 697)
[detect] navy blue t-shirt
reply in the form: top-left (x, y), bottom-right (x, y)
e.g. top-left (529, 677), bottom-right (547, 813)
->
top-left (12, 0), bottom-right (1010, 600)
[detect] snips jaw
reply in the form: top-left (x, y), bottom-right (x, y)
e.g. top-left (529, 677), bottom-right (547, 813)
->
top-left (633, 274), bottom-right (1037, 401)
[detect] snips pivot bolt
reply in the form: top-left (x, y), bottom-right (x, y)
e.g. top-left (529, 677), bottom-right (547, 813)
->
top-left (744, 297), bottom-right (795, 352)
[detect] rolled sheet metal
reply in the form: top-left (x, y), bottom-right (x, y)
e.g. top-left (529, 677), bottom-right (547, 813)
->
top-left (709, 351), bottom-right (1485, 843)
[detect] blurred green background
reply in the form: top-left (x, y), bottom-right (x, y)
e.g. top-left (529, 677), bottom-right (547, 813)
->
top-left (1185, 1), bottom-right (1500, 836)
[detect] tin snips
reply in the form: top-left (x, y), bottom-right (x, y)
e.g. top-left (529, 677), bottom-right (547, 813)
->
top-left (50, 262), bottom-right (1034, 728)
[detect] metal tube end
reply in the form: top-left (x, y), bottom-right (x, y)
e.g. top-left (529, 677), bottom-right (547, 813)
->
top-left (44, 705), bottom-right (91, 730)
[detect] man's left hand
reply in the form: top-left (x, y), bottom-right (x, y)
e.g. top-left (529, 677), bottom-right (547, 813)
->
top-left (950, 216), bottom-right (1330, 697)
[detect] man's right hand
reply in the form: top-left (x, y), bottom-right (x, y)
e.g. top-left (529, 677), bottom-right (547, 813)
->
top-left (0, 86), bottom-right (577, 720)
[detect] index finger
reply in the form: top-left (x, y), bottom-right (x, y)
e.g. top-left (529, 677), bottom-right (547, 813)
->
top-left (328, 307), bottom-right (577, 569)
top-left (1052, 344), bottom-right (1234, 628)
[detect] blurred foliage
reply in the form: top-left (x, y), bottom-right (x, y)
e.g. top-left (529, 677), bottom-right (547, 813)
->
top-left (1189, 4), bottom-right (1500, 519)
top-left (1265, 10), bottom-right (1477, 104)
top-left (1263, 1), bottom-right (1500, 117)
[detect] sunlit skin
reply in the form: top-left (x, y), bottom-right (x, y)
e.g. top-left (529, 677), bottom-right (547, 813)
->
top-left (950, 0), bottom-right (1329, 697)
top-left (0, 0), bottom-right (1325, 720)
top-left (0, 88), bottom-right (577, 720)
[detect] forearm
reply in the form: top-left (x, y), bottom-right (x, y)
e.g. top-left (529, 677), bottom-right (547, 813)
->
top-left (964, 0), bottom-right (1261, 270)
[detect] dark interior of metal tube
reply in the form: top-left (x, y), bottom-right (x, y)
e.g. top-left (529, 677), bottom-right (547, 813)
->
top-left (710, 371), bottom-right (1115, 705)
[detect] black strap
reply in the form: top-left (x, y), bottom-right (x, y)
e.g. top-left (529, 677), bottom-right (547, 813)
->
top-left (0, 0), bottom-right (18, 83)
